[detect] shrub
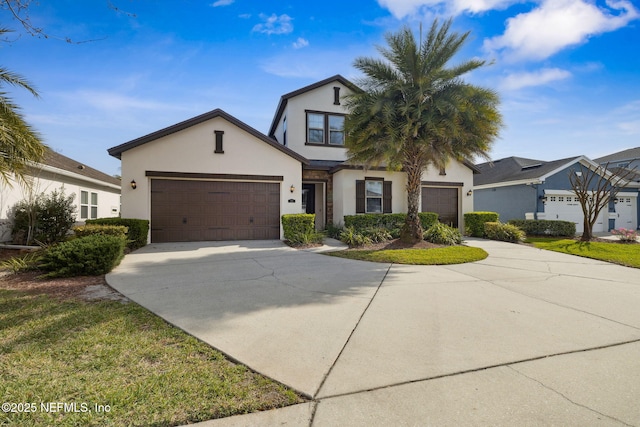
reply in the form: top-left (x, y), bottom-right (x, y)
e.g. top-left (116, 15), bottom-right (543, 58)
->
top-left (324, 222), bottom-right (343, 239)
top-left (0, 251), bottom-right (42, 273)
top-left (343, 212), bottom-right (439, 233)
top-left (9, 189), bottom-right (76, 245)
top-left (339, 227), bottom-right (372, 247)
top-left (484, 222), bottom-right (526, 243)
top-left (464, 212), bottom-right (499, 237)
top-left (281, 214), bottom-right (322, 246)
top-left (361, 227), bottom-right (393, 243)
top-left (611, 228), bottom-right (638, 243)
top-left (423, 222), bottom-right (462, 246)
top-left (507, 219), bottom-right (576, 237)
top-left (38, 234), bottom-right (126, 277)
top-left (87, 218), bottom-right (149, 250)
top-left (74, 224), bottom-right (128, 239)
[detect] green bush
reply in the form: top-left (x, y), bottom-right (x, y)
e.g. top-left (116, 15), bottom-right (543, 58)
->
top-left (464, 212), bottom-right (499, 237)
top-left (281, 214), bottom-right (322, 246)
top-left (0, 251), bottom-right (42, 273)
top-left (361, 227), bottom-right (393, 243)
top-left (86, 218), bottom-right (149, 250)
top-left (339, 227), bottom-right (372, 247)
top-left (507, 219), bottom-right (576, 237)
top-left (484, 222), bottom-right (526, 243)
top-left (39, 234), bottom-right (126, 277)
top-left (324, 222), bottom-right (343, 239)
top-left (9, 189), bottom-right (76, 245)
top-left (74, 224), bottom-right (128, 239)
top-left (343, 212), bottom-right (439, 232)
top-left (423, 222), bottom-right (463, 245)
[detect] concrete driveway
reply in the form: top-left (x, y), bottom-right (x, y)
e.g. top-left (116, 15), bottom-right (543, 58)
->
top-left (106, 239), bottom-right (640, 426)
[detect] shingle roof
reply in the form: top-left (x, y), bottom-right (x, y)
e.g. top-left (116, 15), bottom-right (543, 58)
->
top-left (594, 147), bottom-right (640, 164)
top-left (474, 156), bottom-right (582, 186)
top-left (42, 149), bottom-right (121, 186)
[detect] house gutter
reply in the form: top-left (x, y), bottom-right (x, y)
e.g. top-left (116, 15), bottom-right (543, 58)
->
top-left (473, 179), bottom-right (544, 190)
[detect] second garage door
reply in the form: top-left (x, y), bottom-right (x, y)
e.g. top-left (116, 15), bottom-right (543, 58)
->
top-left (422, 187), bottom-right (459, 228)
top-left (151, 179), bottom-right (280, 242)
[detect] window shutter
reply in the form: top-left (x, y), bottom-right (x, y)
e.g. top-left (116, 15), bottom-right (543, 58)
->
top-left (383, 181), bottom-right (392, 213)
top-left (356, 180), bottom-right (365, 213)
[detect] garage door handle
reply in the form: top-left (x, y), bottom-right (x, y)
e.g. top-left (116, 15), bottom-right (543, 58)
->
top-left (183, 217), bottom-right (187, 224)
top-left (250, 217), bottom-right (254, 224)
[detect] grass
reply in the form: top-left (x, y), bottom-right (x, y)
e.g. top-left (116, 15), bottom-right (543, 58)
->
top-left (0, 289), bottom-right (303, 427)
top-left (327, 246), bottom-right (488, 265)
top-left (527, 237), bottom-right (640, 268)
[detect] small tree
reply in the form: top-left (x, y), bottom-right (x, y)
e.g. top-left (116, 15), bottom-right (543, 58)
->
top-left (568, 161), bottom-right (638, 241)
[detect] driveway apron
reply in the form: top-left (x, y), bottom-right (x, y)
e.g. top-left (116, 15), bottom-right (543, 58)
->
top-left (107, 239), bottom-right (640, 426)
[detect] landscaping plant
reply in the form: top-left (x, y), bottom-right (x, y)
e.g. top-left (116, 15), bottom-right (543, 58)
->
top-left (611, 228), bottom-right (638, 243)
top-left (484, 222), bottom-right (525, 243)
top-left (423, 222), bottom-right (462, 245)
top-left (9, 189), bottom-right (76, 245)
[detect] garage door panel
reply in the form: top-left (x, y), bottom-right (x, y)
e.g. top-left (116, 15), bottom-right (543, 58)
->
top-left (151, 179), bottom-right (280, 243)
top-left (421, 187), bottom-right (459, 228)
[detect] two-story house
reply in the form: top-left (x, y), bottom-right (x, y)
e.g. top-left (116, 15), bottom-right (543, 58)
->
top-left (108, 75), bottom-right (477, 243)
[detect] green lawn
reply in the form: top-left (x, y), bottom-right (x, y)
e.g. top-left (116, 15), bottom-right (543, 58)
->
top-left (527, 238), bottom-right (640, 268)
top-left (327, 246), bottom-right (488, 265)
top-left (0, 289), bottom-right (303, 427)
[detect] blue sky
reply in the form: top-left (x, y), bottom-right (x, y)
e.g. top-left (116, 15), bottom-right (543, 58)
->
top-left (2, 0), bottom-right (639, 176)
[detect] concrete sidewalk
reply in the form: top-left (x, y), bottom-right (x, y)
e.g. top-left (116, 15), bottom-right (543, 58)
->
top-left (106, 239), bottom-right (640, 426)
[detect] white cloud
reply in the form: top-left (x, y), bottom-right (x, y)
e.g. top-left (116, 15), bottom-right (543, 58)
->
top-left (376, 0), bottom-right (518, 19)
top-left (252, 14), bottom-right (294, 35)
top-left (292, 37), bottom-right (309, 49)
top-left (612, 100), bottom-right (640, 135)
top-left (500, 68), bottom-right (572, 90)
top-left (210, 0), bottom-right (234, 7)
top-left (485, 0), bottom-right (640, 61)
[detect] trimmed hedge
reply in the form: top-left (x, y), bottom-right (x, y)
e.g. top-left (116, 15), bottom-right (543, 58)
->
top-left (39, 234), bottom-right (127, 277)
top-left (281, 214), bottom-right (322, 245)
top-left (86, 218), bottom-right (149, 250)
top-left (464, 212), bottom-right (499, 237)
top-left (74, 224), bottom-right (128, 239)
top-left (484, 222), bottom-right (525, 243)
top-left (343, 212), bottom-right (439, 232)
top-left (507, 219), bottom-right (576, 237)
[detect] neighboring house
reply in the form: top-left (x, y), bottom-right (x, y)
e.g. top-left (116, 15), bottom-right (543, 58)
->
top-left (108, 75), bottom-right (477, 243)
top-left (473, 155), bottom-right (640, 233)
top-left (0, 149), bottom-right (122, 242)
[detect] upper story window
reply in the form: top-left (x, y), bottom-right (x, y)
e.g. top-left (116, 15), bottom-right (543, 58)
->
top-left (307, 111), bottom-right (344, 146)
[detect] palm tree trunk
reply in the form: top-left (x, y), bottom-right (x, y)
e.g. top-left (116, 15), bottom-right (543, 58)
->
top-left (400, 159), bottom-right (424, 243)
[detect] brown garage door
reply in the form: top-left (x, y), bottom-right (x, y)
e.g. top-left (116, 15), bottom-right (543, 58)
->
top-left (151, 179), bottom-right (280, 242)
top-left (421, 187), bottom-right (459, 228)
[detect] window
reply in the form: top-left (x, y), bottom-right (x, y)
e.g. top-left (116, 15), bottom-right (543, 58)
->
top-left (282, 117), bottom-right (287, 146)
top-left (356, 179), bottom-right (392, 214)
top-left (306, 112), bottom-right (344, 145)
top-left (365, 180), bottom-right (383, 213)
top-left (214, 130), bottom-right (224, 153)
top-left (549, 196), bottom-right (556, 202)
top-left (80, 190), bottom-right (98, 219)
top-left (558, 196), bottom-right (564, 202)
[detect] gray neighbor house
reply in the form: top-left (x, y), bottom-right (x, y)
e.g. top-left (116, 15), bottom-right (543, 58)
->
top-left (473, 155), bottom-right (640, 233)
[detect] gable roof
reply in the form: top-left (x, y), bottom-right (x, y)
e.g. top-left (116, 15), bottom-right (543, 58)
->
top-left (39, 149), bottom-right (121, 187)
top-left (474, 156), bottom-right (585, 187)
top-left (268, 74), bottom-right (360, 138)
top-left (108, 108), bottom-right (308, 164)
top-left (594, 146), bottom-right (640, 164)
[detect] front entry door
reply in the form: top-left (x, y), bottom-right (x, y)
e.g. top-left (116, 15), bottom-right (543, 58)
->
top-left (302, 183), bottom-right (315, 214)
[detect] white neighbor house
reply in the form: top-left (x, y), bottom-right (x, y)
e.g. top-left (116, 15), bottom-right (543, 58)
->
top-left (0, 149), bottom-right (121, 243)
top-left (108, 75), bottom-right (477, 243)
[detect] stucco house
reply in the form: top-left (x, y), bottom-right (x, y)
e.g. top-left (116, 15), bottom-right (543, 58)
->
top-left (473, 155), bottom-right (639, 233)
top-left (108, 75), bottom-right (477, 243)
top-left (0, 149), bottom-right (121, 242)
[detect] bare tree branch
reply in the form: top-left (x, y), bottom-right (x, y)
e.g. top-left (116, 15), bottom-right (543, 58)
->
top-left (568, 160), bottom-right (638, 241)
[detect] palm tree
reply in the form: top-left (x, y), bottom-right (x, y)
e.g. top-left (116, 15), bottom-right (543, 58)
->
top-left (0, 29), bottom-right (46, 186)
top-left (344, 20), bottom-right (502, 243)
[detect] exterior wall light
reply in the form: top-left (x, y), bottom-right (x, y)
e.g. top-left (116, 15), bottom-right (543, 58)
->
top-left (290, 185), bottom-right (295, 193)
top-left (539, 195), bottom-right (547, 203)
top-left (466, 190), bottom-right (473, 196)
top-left (130, 180), bottom-right (137, 190)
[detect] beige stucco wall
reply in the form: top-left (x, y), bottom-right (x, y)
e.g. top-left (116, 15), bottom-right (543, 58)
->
top-left (274, 82), bottom-right (352, 161)
top-left (120, 116), bottom-right (303, 240)
top-left (0, 169), bottom-right (120, 242)
top-left (331, 161), bottom-right (475, 230)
